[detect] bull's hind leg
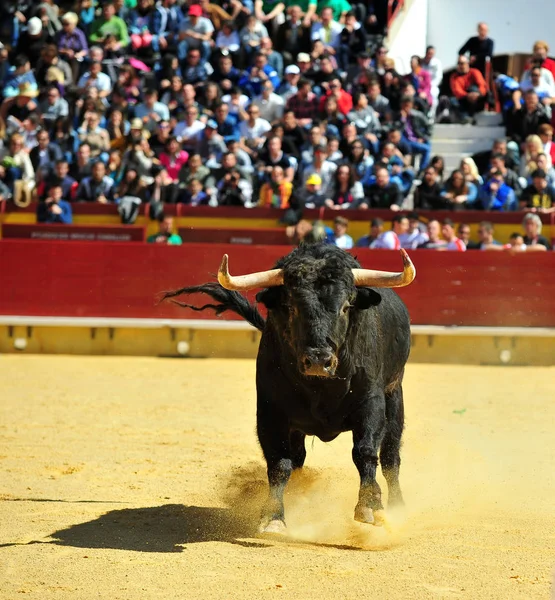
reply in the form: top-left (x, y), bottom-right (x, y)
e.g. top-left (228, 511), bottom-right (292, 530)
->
top-left (290, 430), bottom-right (306, 470)
top-left (257, 405), bottom-right (292, 534)
top-left (380, 385), bottom-right (405, 507)
top-left (351, 392), bottom-right (387, 526)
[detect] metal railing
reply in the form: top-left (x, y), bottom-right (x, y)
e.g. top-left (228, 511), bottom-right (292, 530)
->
top-left (387, 0), bottom-right (405, 27)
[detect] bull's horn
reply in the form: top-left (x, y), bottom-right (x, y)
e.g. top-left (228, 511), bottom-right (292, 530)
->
top-left (352, 249), bottom-right (416, 288)
top-left (218, 254), bottom-right (284, 291)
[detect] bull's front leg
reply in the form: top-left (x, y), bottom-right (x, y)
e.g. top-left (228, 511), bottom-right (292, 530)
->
top-left (351, 392), bottom-right (387, 526)
top-left (256, 403), bottom-right (292, 534)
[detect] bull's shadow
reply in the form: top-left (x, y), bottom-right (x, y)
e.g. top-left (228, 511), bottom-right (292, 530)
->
top-left (49, 504), bottom-right (263, 553)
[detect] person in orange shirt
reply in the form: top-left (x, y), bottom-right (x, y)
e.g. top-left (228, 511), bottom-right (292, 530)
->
top-left (259, 165), bottom-right (293, 208)
top-left (449, 55), bottom-right (487, 123)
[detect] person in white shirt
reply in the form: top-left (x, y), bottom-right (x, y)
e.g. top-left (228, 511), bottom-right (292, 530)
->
top-left (441, 218), bottom-right (467, 251)
top-left (371, 214), bottom-right (409, 250)
top-left (215, 21), bottom-right (240, 54)
top-left (173, 105), bottom-right (206, 152)
top-left (399, 212), bottom-right (429, 249)
top-left (311, 7), bottom-right (342, 55)
top-left (239, 104), bottom-right (272, 153)
top-left (421, 45), bottom-right (443, 111)
top-left (77, 61), bottom-right (112, 98)
top-left (332, 216), bottom-right (353, 249)
top-left (252, 81), bottom-right (285, 124)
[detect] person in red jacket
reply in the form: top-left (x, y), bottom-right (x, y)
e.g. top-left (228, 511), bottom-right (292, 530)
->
top-left (449, 55), bottom-right (488, 123)
top-left (318, 77), bottom-right (353, 116)
top-left (524, 41), bottom-right (555, 81)
top-left (538, 124), bottom-right (555, 165)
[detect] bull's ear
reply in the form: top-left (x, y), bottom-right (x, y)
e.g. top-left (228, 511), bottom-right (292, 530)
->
top-left (256, 287), bottom-right (282, 309)
top-left (354, 288), bottom-right (382, 309)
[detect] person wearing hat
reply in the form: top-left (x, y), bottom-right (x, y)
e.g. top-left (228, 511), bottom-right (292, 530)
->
top-left (1, 82), bottom-right (39, 131)
top-left (292, 171), bottom-right (325, 210)
top-left (89, 1), bottom-right (130, 51)
top-left (177, 4), bottom-right (214, 66)
top-left (277, 64), bottom-right (301, 100)
top-left (300, 142), bottom-right (337, 197)
top-left (195, 118), bottom-right (228, 162)
top-left (2, 55), bottom-right (38, 100)
top-left (15, 17), bottom-right (53, 66)
top-left (275, 5), bottom-right (312, 66)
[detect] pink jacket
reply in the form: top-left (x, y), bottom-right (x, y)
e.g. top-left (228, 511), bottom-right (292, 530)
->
top-left (405, 69), bottom-right (433, 106)
top-left (159, 150), bottom-right (189, 181)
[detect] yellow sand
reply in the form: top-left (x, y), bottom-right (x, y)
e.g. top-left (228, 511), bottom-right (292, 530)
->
top-left (0, 356), bottom-right (554, 599)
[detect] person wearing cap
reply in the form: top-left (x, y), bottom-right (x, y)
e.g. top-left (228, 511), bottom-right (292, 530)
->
top-left (178, 4), bottom-right (214, 66)
top-left (520, 168), bottom-right (555, 213)
top-left (285, 78), bottom-right (319, 126)
top-left (293, 172), bottom-right (325, 209)
top-left (89, 1), bottom-right (130, 51)
top-left (0, 82), bottom-right (39, 130)
top-left (2, 55), bottom-right (38, 100)
top-left (300, 142), bottom-right (337, 197)
top-left (195, 118), bottom-right (228, 162)
top-left (275, 5), bottom-right (312, 66)
top-left (15, 17), bottom-right (53, 66)
top-left (296, 52), bottom-right (313, 78)
top-left (277, 65), bottom-right (301, 101)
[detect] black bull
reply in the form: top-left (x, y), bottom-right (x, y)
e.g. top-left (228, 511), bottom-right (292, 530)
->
top-left (162, 243), bottom-right (415, 533)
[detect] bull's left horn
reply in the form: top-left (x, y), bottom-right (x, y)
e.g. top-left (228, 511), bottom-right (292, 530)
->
top-left (218, 254), bottom-right (284, 291)
top-left (352, 249), bottom-right (416, 288)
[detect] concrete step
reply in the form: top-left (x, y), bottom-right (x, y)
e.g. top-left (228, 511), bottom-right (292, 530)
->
top-left (474, 111), bottom-right (504, 127)
top-left (432, 124), bottom-right (506, 139)
top-left (431, 137), bottom-right (496, 155)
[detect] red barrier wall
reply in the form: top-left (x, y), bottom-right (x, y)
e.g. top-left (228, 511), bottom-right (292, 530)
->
top-left (1, 240), bottom-right (554, 327)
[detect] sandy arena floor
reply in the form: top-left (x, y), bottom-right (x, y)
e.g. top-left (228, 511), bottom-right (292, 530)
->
top-left (0, 356), bottom-right (554, 599)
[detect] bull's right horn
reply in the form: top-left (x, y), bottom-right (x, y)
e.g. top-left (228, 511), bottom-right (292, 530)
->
top-left (352, 249), bottom-right (416, 288)
top-left (218, 254), bottom-right (284, 291)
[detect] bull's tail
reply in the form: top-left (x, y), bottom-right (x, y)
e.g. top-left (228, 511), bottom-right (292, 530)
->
top-left (159, 282), bottom-right (265, 332)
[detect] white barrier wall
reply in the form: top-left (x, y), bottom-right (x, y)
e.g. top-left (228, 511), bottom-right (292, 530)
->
top-left (388, 0), bottom-right (429, 75)
top-left (427, 0), bottom-right (555, 70)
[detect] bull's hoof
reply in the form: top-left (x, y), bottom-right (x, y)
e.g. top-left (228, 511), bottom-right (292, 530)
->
top-left (354, 506), bottom-right (386, 527)
top-left (259, 519), bottom-right (287, 535)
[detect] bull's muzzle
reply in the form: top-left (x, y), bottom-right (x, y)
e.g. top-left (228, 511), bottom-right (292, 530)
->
top-left (301, 348), bottom-right (338, 378)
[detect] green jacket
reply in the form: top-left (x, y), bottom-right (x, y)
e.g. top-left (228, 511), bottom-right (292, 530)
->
top-left (89, 16), bottom-right (130, 46)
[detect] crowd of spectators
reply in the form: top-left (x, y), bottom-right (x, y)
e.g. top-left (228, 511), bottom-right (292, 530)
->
top-left (0, 0), bottom-right (434, 225)
top-left (287, 210), bottom-right (550, 252)
top-left (0, 3), bottom-right (552, 250)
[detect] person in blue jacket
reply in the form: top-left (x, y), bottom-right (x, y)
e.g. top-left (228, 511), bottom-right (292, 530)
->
top-left (238, 52), bottom-right (280, 97)
top-left (37, 185), bottom-right (73, 224)
top-left (478, 170), bottom-right (517, 211)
